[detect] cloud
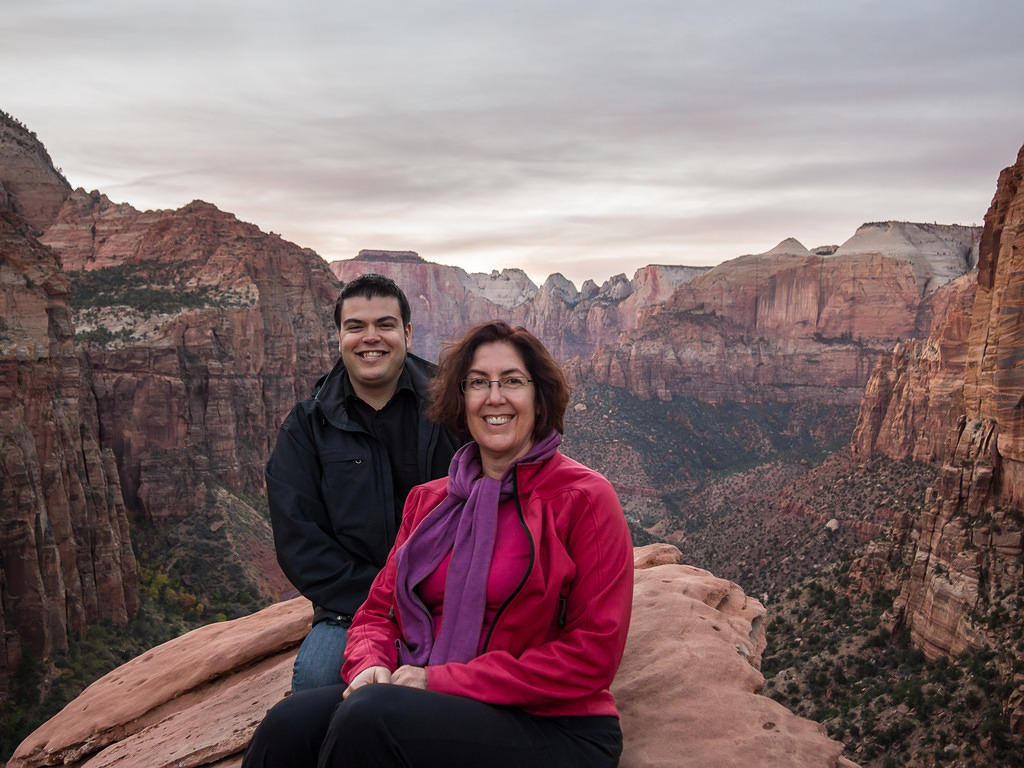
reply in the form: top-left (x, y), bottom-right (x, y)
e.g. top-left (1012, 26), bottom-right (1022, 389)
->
top-left (2, 0), bottom-right (1023, 286)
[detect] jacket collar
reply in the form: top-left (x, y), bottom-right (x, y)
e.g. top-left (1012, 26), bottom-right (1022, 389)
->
top-left (313, 353), bottom-right (437, 430)
top-left (512, 445), bottom-right (565, 490)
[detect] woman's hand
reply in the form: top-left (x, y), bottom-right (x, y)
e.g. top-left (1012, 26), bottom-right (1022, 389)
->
top-left (343, 665), bottom-right (392, 699)
top-left (391, 665), bottom-right (427, 690)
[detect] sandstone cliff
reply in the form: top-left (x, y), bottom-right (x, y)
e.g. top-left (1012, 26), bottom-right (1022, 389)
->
top-left (0, 111), bottom-right (71, 234)
top-left (8, 545), bottom-right (858, 768)
top-left (37, 192), bottom-right (342, 605)
top-left (832, 221), bottom-right (979, 295)
top-left (0, 209), bottom-right (137, 695)
top-left (850, 272), bottom-right (976, 462)
top-left (566, 240), bottom-right (960, 406)
top-left (847, 144), bottom-right (1024, 731)
top-left (330, 252), bottom-right (708, 361)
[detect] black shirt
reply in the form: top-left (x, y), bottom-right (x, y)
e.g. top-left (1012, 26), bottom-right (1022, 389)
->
top-left (343, 368), bottom-right (421, 526)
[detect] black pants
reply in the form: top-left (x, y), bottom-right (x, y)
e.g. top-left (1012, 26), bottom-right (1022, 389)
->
top-left (242, 684), bottom-right (622, 768)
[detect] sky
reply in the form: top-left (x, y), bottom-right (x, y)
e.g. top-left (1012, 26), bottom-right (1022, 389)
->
top-left (2, 0), bottom-right (1023, 287)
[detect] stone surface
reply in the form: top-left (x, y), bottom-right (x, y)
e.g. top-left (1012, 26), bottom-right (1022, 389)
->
top-left (847, 145), bottom-right (1024, 729)
top-left (832, 221), bottom-right (980, 294)
top-left (0, 209), bottom-right (137, 696)
top-left (464, 268), bottom-right (539, 308)
top-left (18, 190), bottom-right (343, 613)
top-left (964, 144), bottom-right (1024, 507)
top-left (9, 546), bottom-right (858, 768)
top-left (850, 272), bottom-right (976, 462)
top-left (43, 193), bottom-right (337, 546)
top-left (566, 247), bottom-right (968, 406)
top-left (330, 255), bottom-right (705, 362)
top-left (0, 112), bottom-right (71, 234)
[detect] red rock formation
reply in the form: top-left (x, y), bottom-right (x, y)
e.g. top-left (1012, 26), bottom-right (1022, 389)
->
top-left (850, 272), bottom-right (976, 462)
top-left (8, 546), bottom-right (858, 768)
top-left (0, 209), bottom-right (137, 695)
top-left (337, 241), bottom-right (974, 409)
top-left (0, 112), bottom-right (71, 234)
top-left (848, 144), bottom-right (1024, 730)
top-left (568, 247), bottom-right (945, 405)
top-left (38, 193), bottom-right (342, 603)
top-left (330, 254), bottom-right (706, 361)
top-left (896, 145), bottom-right (1024, 651)
top-left (51, 195), bottom-right (336, 520)
top-left (964, 145), bottom-right (1024, 507)
top-left (833, 221), bottom-right (979, 294)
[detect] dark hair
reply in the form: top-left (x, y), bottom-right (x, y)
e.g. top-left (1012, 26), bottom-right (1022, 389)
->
top-left (429, 321), bottom-right (569, 442)
top-left (333, 273), bottom-right (412, 329)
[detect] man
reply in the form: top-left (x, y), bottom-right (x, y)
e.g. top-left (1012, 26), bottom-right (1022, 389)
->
top-left (267, 273), bottom-right (461, 692)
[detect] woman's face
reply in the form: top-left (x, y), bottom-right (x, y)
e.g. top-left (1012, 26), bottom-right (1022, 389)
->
top-left (463, 341), bottom-right (537, 479)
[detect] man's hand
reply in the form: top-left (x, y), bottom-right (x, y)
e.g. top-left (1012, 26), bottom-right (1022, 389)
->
top-left (343, 665), bottom-right (392, 699)
top-left (391, 665), bottom-right (427, 689)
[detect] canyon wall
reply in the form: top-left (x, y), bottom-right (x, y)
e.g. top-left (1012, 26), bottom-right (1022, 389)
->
top-left (0, 112), bottom-right (71, 234)
top-left (1, 114), bottom-right (137, 696)
top-left (848, 144), bottom-right (1024, 701)
top-left (566, 241), bottom-right (960, 406)
top-left (43, 193), bottom-right (339, 532)
top-left (330, 251), bottom-right (708, 361)
top-left (0, 209), bottom-right (137, 695)
top-left (850, 272), bottom-right (976, 463)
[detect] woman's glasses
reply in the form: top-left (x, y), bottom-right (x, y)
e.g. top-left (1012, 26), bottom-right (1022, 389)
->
top-left (460, 376), bottom-right (533, 393)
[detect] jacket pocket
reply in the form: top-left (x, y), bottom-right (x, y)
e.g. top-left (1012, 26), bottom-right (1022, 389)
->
top-left (320, 449), bottom-right (374, 535)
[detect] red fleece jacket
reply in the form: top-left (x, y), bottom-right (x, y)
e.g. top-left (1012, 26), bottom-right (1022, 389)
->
top-left (342, 450), bottom-right (634, 717)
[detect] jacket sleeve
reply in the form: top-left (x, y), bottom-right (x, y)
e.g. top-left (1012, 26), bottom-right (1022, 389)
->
top-left (266, 405), bottom-right (381, 615)
top-left (340, 484), bottom-right (432, 682)
top-left (425, 482), bottom-right (634, 709)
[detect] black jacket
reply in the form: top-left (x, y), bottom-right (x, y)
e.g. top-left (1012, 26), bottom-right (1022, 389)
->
top-left (266, 353), bottom-right (461, 624)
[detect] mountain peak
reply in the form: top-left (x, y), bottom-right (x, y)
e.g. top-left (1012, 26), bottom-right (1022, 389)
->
top-left (763, 238), bottom-right (810, 256)
top-left (354, 249), bottom-right (426, 263)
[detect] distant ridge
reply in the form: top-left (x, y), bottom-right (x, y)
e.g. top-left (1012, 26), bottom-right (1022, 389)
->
top-left (353, 249), bottom-right (426, 263)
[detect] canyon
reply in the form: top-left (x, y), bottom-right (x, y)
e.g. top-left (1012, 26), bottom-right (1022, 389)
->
top-left (2, 105), bottom-right (1021, 764)
top-left (0, 207), bottom-right (137, 683)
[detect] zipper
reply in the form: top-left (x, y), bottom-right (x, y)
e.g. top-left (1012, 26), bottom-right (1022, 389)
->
top-left (481, 469), bottom-right (534, 653)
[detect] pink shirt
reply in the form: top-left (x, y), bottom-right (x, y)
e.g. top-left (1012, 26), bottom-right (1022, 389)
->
top-left (416, 497), bottom-right (532, 653)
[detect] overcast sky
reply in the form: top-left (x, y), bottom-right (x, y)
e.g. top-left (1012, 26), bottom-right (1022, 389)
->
top-left (3, 0), bottom-right (1023, 286)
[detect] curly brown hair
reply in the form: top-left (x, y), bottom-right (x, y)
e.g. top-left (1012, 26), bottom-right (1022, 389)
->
top-left (429, 321), bottom-right (569, 442)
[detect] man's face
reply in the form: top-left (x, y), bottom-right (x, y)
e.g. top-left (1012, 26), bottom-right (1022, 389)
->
top-left (337, 294), bottom-right (412, 402)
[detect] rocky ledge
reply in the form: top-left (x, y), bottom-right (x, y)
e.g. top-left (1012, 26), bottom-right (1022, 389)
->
top-left (9, 545), bottom-right (856, 768)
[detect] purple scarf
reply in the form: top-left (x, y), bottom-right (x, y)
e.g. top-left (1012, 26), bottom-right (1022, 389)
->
top-left (394, 429), bottom-right (561, 666)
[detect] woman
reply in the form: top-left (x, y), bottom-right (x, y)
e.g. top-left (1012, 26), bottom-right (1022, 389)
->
top-left (243, 321), bottom-right (633, 768)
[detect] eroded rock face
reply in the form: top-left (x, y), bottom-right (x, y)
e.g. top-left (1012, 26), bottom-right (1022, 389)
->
top-left (329, 255), bottom-right (705, 361)
top-left (850, 272), bottom-right (976, 462)
top-left (899, 146), bottom-right (1024, 650)
top-left (0, 112), bottom-right (71, 234)
top-left (847, 144), bottom-right (1024, 729)
top-left (964, 146), bottom-right (1024, 507)
top-left (9, 546), bottom-right (858, 768)
top-left (36, 193), bottom-right (342, 604)
top-left (567, 249), bottom-right (953, 406)
top-left (832, 221), bottom-right (980, 295)
top-left (45, 195), bottom-right (337, 526)
top-left (0, 209), bottom-right (137, 695)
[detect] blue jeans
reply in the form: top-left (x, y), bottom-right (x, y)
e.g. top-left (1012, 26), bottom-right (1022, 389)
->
top-left (291, 619), bottom-right (349, 693)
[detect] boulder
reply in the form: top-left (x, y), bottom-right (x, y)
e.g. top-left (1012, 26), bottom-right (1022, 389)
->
top-left (10, 545), bottom-right (857, 768)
